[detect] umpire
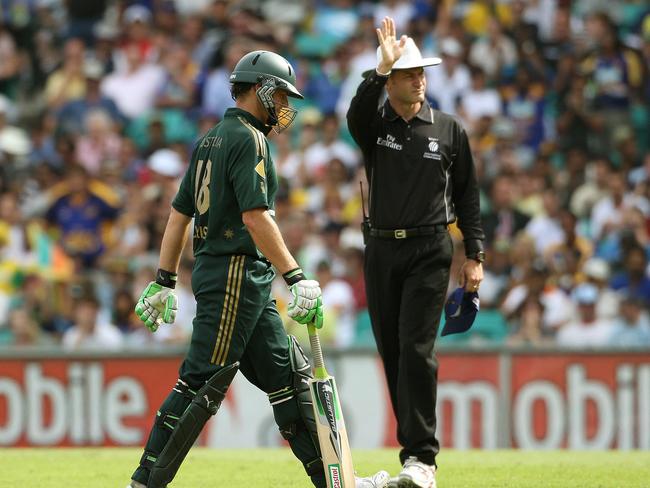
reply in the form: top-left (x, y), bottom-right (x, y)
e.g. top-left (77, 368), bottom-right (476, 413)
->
top-left (347, 18), bottom-right (485, 488)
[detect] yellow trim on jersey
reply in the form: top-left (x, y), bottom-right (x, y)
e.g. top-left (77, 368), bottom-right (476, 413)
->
top-left (211, 255), bottom-right (239, 364)
top-left (237, 116), bottom-right (267, 160)
top-left (215, 255), bottom-right (245, 366)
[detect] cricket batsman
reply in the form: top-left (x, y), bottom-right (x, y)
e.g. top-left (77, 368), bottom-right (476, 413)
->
top-left (127, 50), bottom-right (390, 488)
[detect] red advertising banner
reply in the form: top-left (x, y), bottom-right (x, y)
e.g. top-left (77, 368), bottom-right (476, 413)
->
top-left (510, 354), bottom-right (650, 449)
top-left (1, 351), bottom-right (649, 449)
top-left (0, 358), bottom-right (179, 447)
top-left (436, 354), bottom-right (501, 449)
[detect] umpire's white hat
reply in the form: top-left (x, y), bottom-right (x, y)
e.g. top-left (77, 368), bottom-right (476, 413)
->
top-left (363, 37), bottom-right (441, 77)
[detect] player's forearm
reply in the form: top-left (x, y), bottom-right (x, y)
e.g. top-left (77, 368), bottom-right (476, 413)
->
top-left (158, 207), bottom-right (192, 273)
top-left (242, 208), bottom-right (299, 274)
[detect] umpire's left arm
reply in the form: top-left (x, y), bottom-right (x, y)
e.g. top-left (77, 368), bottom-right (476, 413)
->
top-left (451, 124), bottom-right (485, 256)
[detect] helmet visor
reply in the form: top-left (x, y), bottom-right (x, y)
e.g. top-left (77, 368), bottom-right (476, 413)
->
top-left (274, 103), bottom-right (298, 133)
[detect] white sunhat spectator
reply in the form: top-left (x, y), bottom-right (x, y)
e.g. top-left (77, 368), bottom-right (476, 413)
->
top-left (557, 283), bottom-right (614, 348)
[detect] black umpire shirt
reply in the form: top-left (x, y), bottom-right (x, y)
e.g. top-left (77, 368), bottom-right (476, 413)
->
top-left (347, 71), bottom-right (485, 256)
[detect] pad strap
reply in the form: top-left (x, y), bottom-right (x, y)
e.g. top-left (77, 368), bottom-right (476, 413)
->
top-left (305, 457), bottom-right (324, 477)
top-left (268, 386), bottom-right (295, 406)
top-left (139, 450), bottom-right (158, 469)
top-left (155, 411), bottom-right (181, 432)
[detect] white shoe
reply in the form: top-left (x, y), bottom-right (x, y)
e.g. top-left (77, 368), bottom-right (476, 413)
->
top-left (356, 470), bottom-right (391, 488)
top-left (127, 481), bottom-right (147, 488)
top-left (396, 457), bottom-right (436, 488)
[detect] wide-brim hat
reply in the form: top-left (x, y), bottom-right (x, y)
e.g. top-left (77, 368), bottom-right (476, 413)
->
top-left (441, 287), bottom-right (480, 336)
top-left (362, 37), bottom-right (442, 78)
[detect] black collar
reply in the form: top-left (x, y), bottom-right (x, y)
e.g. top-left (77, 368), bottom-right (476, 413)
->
top-left (224, 107), bottom-right (272, 135)
top-left (382, 100), bottom-right (435, 124)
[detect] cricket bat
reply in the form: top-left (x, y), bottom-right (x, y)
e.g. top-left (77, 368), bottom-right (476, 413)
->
top-left (307, 323), bottom-right (356, 488)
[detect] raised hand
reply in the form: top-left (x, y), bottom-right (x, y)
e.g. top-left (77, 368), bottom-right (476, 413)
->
top-left (376, 16), bottom-right (407, 74)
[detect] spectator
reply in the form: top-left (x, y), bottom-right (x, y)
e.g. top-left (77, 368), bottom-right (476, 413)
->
top-left (468, 16), bottom-right (518, 81)
top-left (502, 261), bottom-right (573, 344)
top-left (0, 192), bottom-right (31, 263)
top-left (459, 66), bottom-right (502, 130)
top-left (580, 13), bottom-right (644, 112)
top-left (607, 295), bottom-right (650, 348)
top-left (591, 170), bottom-right (649, 241)
top-left (524, 188), bottom-right (565, 255)
top-left (74, 109), bottom-right (123, 175)
top-left (610, 245), bottom-right (650, 303)
top-left (45, 164), bottom-right (120, 269)
top-left (425, 37), bottom-right (471, 114)
top-left (557, 283), bottom-right (615, 348)
top-left (201, 38), bottom-right (252, 119)
top-left (155, 42), bottom-right (199, 111)
top-left (544, 209), bottom-right (593, 287)
top-left (570, 158), bottom-right (612, 219)
top-left (101, 43), bottom-right (165, 120)
top-left (57, 60), bottom-right (123, 136)
top-left (581, 257), bottom-right (620, 320)
top-left (0, 23), bottom-right (19, 98)
top-left (65, 0), bottom-right (107, 45)
top-left (373, 0), bottom-right (415, 34)
top-left (44, 38), bottom-right (87, 109)
top-left (303, 114), bottom-right (358, 180)
top-left (62, 291), bottom-right (123, 350)
top-left (502, 65), bottom-right (547, 151)
top-left (482, 173), bottom-right (530, 248)
top-left (3, 306), bottom-right (54, 347)
top-left (316, 260), bottom-right (356, 348)
top-left (117, 5), bottom-right (156, 67)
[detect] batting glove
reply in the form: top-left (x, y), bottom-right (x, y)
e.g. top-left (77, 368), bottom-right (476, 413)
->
top-left (284, 268), bottom-right (324, 329)
top-left (135, 269), bottom-right (178, 332)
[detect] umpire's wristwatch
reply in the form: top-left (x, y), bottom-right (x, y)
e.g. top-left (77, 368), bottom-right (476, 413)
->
top-left (468, 251), bottom-right (486, 263)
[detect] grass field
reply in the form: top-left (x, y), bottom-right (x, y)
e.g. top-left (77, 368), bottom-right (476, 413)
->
top-left (2, 448), bottom-right (649, 487)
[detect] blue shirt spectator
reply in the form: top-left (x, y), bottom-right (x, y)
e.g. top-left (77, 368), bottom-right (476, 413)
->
top-left (45, 165), bottom-right (120, 268)
top-left (607, 295), bottom-right (650, 348)
top-left (610, 246), bottom-right (650, 303)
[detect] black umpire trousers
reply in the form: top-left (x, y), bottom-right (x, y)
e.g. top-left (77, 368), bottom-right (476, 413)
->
top-left (364, 230), bottom-right (453, 467)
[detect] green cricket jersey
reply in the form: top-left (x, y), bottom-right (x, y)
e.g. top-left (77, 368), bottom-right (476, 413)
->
top-left (172, 108), bottom-right (277, 259)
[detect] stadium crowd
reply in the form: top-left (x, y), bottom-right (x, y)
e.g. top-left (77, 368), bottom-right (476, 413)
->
top-left (0, 0), bottom-right (649, 351)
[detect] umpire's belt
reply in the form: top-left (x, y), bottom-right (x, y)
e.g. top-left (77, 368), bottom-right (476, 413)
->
top-left (369, 225), bottom-right (447, 240)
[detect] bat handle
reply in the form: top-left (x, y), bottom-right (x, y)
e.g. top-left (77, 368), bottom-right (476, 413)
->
top-left (307, 324), bottom-right (326, 373)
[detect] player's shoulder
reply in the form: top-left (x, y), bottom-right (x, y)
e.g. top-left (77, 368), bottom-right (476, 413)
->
top-left (229, 115), bottom-right (267, 154)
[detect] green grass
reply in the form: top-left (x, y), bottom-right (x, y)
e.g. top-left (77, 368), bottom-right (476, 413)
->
top-left (1, 448), bottom-right (649, 487)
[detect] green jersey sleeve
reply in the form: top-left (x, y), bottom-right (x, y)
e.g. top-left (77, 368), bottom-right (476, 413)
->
top-left (172, 163), bottom-right (194, 217)
top-left (228, 133), bottom-right (269, 213)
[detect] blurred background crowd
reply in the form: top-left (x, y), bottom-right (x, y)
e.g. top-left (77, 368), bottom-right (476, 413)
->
top-left (0, 0), bottom-right (649, 351)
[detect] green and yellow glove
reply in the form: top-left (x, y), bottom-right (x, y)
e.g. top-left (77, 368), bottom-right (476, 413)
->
top-left (284, 267), bottom-right (324, 329)
top-left (135, 269), bottom-right (178, 332)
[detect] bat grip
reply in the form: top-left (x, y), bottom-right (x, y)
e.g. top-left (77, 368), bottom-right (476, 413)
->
top-left (307, 324), bottom-right (325, 370)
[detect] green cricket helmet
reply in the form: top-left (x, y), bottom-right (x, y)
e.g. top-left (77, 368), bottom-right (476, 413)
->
top-left (230, 50), bottom-right (303, 132)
